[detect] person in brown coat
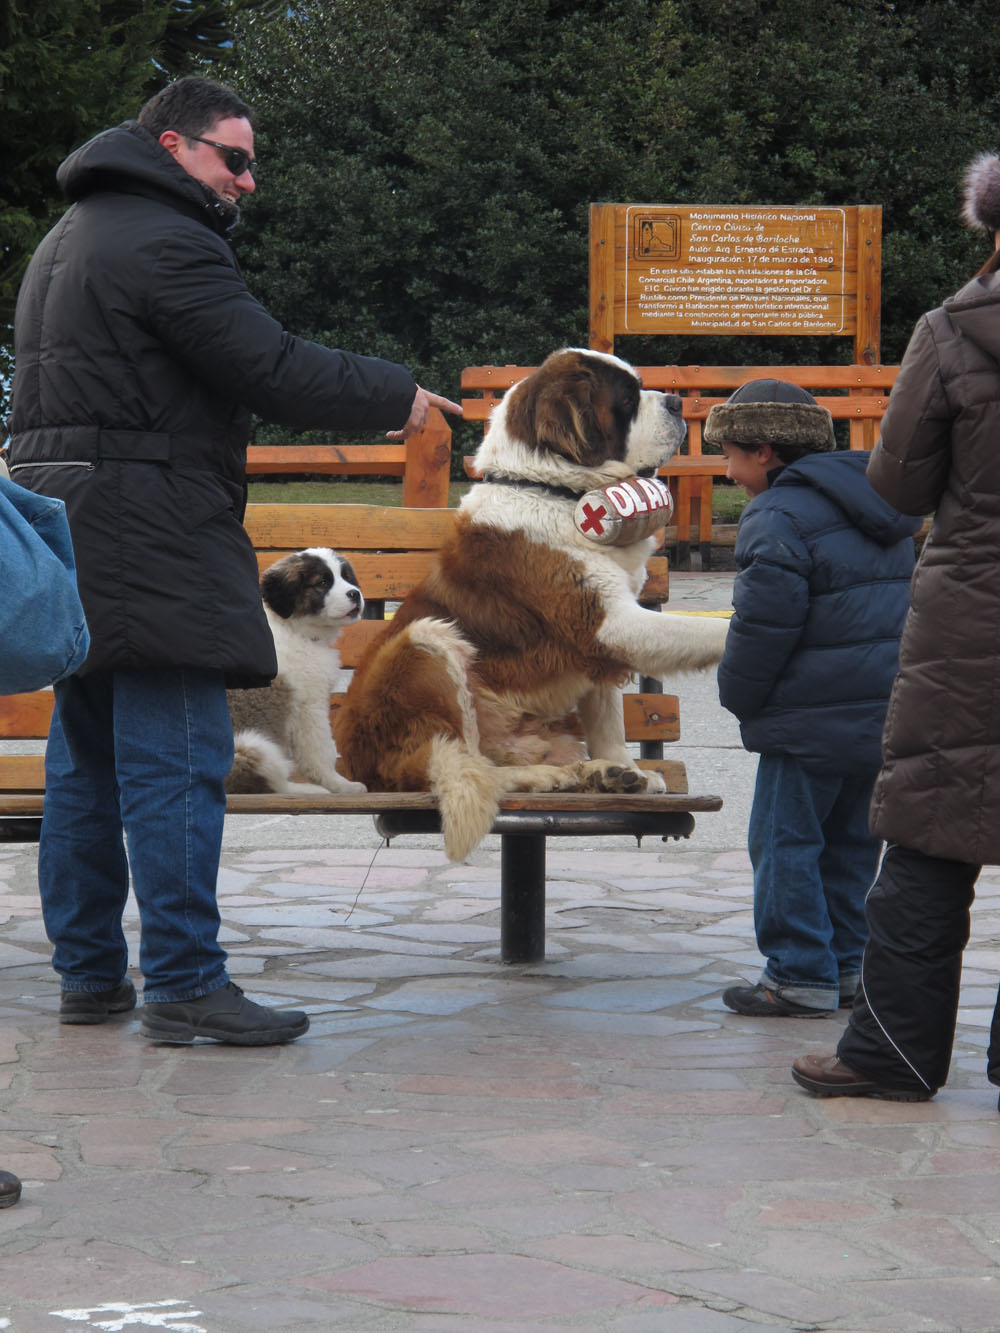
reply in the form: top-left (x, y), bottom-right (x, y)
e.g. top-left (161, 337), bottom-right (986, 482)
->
top-left (793, 151), bottom-right (1000, 1104)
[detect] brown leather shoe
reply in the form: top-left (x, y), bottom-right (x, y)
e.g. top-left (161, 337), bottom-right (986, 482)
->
top-left (0, 1170), bottom-right (21, 1208)
top-left (792, 1051), bottom-right (934, 1102)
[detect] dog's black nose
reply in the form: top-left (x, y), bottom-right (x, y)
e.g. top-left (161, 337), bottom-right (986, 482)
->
top-left (662, 393), bottom-right (683, 415)
top-left (347, 587), bottom-right (361, 604)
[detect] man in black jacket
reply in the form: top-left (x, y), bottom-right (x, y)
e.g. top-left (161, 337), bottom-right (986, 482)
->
top-left (7, 76), bottom-right (461, 1045)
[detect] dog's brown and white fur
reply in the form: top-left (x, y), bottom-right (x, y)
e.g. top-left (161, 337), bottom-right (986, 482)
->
top-left (335, 349), bottom-right (729, 859)
top-left (227, 549), bottom-right (367, 795)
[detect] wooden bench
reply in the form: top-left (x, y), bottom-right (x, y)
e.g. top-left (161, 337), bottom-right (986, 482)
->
top-left (0, 502), bottom-right (722, 964)
top-left (461, 364), bottom-right (900, 567)
top-left (245, 406), bottom-right (454, 508)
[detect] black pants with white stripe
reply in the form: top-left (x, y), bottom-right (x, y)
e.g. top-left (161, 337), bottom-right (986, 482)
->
top-left (837, 844), bottom-right (981, 1096)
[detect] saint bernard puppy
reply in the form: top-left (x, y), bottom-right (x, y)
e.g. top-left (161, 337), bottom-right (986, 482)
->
top-left (226, 548), bottom-right (367, 796)
top-left (334, 348), bottom-right (729, 860)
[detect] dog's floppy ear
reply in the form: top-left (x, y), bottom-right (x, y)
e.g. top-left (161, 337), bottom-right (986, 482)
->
top-left (506, 352), bottom-right (636, 467)
top-left (260, 557), bottom-right (301, 620)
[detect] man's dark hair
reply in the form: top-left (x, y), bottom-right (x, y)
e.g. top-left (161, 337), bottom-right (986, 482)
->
top-left (137, 76), bottom-right (254, 140)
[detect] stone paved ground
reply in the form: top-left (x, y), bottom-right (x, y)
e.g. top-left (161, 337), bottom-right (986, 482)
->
top-left (3, 574), bottom-right (1000, 1332)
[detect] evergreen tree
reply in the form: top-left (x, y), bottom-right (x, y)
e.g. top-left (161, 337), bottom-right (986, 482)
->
top-left (8, 1), bottom-right (999, 439)
top-left (230, 0), bottom-right (999, 435)
top-left (0, 0), bottom-right (282, 343)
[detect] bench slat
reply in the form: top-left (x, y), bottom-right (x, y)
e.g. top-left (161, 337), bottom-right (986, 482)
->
top-left (243, 504), bottom-right (456, 550)
top-left (624, 693), bottom-right (680, 741)
top-left (0, 756), bottom-right (45, 789)
top-left (679, 394), bottom-right (890, 420)
top-left (0, 753), bottom-right (692, 797)
top-left (460, 364), bottom-right (900, 391)
top-left (250, 510), bottom-right (669, 608)
top-left (247, 444), bottom-right (406, 476)
top-left (637, 365), bottom-right (899, 391)
top-left (638, 758), bottom-right (687, 793)
top-left (256, 550), bottom-right (440, 596)
top-left (0, 693), bottom-right (52, 738)
top-left (0, 790), bottom-right (722, 821)
top-left (0, 755), bottom-right (691, 801)
top-left (2, 687), bottom-right (681, 750)
top-left (464, 455), bottom-right (731, 479)
top-left (461, 392), bottom-right (891, 424)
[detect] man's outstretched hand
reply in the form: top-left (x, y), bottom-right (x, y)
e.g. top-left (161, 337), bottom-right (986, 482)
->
top-left (386, 386), bottom-right (463, 440)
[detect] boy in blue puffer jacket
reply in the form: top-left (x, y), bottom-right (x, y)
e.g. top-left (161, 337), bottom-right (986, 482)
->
top-left (707, 381), bottom-right (920, 1017)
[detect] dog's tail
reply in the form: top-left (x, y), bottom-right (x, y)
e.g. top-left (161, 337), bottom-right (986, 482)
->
top-left (404, 619), bottom-right (504, 861)
top-left (427, 734), bottom-right (505, 863)
top-left (226, 729), bottom-right (293, 794)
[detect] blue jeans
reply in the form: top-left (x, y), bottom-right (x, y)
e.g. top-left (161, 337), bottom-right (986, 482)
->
top-left (40, 668), bottom-right (233, 1002)
top-left (748, 754), bottom-right (880, 1009)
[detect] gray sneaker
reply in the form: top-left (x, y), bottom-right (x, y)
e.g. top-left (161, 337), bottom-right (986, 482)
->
top-left (140, 981), bottom-right (309, 1046)
top-left (0, 1170), bottom-right (22, 1209)
top-left (722, 981), bottom-right (833, 1018)
top-left (60, 977), bottom-right (137, 1025)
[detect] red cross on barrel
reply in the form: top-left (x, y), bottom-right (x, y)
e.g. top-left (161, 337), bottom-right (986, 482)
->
top-left (573, 475), bottom-right (674, 546)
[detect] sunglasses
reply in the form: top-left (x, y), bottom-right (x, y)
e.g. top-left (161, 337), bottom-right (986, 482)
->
top-left (187, 135), bottom-right (256, 177)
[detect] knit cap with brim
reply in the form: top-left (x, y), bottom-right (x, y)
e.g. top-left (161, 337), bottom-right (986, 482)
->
top-left (703, 378), bottom-right (835, 452)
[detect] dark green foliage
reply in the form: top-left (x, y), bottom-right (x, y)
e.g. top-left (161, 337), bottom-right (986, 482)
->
top-left (6, 0), bottom-right (1000, 452)
top-left (228, 0), bottom-right (1000, 459)
top-left (233, 0), bottom-right (666, 448)
top-left (0, 0), bottom-right (282, 341)
top-left (1, 1), bottom-right (158, 324)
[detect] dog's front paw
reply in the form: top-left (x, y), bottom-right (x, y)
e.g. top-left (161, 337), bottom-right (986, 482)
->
top-left (327, 776), bottom-right (367, 795)
top-left (579, 761), bottom-right (646, 794)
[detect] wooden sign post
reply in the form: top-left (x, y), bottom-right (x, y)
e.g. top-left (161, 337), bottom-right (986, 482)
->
top-left (589, 203), bottom-right (882, 364)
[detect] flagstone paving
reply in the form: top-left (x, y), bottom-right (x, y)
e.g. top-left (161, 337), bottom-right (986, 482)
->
top-left (3, 831), bottom-right (1000, 1333)
top-left (3, 575), bottom-right (1000, 1331)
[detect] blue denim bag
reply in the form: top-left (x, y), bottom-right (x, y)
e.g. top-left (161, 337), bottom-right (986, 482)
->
top-left (0, 473), bottom-right (90, 693)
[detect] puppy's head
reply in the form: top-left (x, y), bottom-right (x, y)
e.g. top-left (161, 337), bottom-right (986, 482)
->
top-left (499, 349), bottom-right (686, 475)
top-left (261, 548), bottom-right (364, 629)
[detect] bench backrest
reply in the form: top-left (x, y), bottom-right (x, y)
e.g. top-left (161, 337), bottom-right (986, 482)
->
top-left (245, 405), bottom-right (454, 508)
top-left (0, 502), bottom-right (686, 794)
top-left (461, 364), bottom-right (899, 451)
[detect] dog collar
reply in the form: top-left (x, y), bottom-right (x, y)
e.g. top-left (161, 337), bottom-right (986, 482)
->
top-left (478, 473), bottom-right (585, 501)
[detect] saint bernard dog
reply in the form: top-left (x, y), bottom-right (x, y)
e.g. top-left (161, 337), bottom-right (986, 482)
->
top-left (334, 348), bottom-right (729, 860)
top-left (226, 548), bottom-right (367, 796)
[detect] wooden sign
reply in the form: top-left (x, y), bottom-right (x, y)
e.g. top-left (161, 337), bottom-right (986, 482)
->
top-left (590, 203), bottom-right (882, 363)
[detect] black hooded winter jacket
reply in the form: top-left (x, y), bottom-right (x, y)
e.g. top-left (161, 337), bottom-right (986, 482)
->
top-left (7, 122), bottom-right (417, 686)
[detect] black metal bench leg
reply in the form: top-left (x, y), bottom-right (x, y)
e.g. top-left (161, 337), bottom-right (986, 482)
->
top-left (500, 832), bottom-right (546, 963)
top-left (0, 818), bottom-right (43, 843)
top-left (639, 672), bottom-right (664, 765)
